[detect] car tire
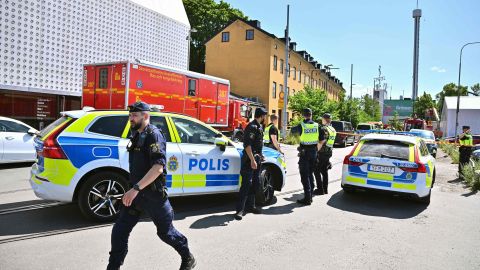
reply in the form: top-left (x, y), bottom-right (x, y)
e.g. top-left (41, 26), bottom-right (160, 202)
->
top-left (432, 169), bottom-right (436, 187)
top-left (78, 171), bottom-right (129, 222)
top-left (342, 185), bottom-right (355, 194)
top-left (417, 191), bottom-right (431, 205)
top-left (342, 139), bottom-right (347, 148)
top-left (256, 166), bottom-right (275, 205)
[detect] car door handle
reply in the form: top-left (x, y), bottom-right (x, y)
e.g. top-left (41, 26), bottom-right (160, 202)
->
top-left (5, 136), bottom-right (14, 140)
top-left (186, 151), bottom-right (199, 156)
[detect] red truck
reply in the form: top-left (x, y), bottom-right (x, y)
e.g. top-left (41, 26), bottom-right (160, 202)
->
top-left (82, 60), bottom-right (255, 140)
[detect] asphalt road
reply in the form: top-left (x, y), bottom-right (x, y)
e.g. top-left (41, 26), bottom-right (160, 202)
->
top-left (0, 146), bottom-right (479, 270)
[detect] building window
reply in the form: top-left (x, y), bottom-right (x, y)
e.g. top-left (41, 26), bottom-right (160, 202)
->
top-left (272, 81), bottom-right (277, 98)
top-left (280, 59), bottom-right (284, 74)
top-left (287, 64), bottom-right (290, 77)
top-left (299, 72), bottom-right (302, 83)
top-left (273, 55), bottom-right (277, 71)
top-left (246, 29), bottom-right (254, 40)
top-left (188, 79), bottom-right (197, 96)
top-left (293, 67), bottom-right (296, 79)
top-left (98, 68), bottom-right (108, 88)
top-left (272, 110), bottom-right (276, 114)
top-left (293, 89), bottom-right (296, 95)
top-left (279, 84), bottom-right (283, 96)
top-left (221, 32), bottom-right (230, 42)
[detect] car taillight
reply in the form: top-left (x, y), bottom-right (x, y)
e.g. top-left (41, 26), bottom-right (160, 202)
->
top-left (343, 142), bottom-right (364, 166)
top-left (400, 146), bottom-right (426, 173)
top-left (42, 119), bottom-right (72, 159)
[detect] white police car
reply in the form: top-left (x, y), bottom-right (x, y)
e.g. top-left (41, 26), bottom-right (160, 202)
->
top-left (341, 132), bottom-right (435, 204)
top-left (30, 109), bottom-right (286, 221)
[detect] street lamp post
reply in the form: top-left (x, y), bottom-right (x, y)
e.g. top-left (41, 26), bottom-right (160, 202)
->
top-left (350, 64), bottom-right (354, 100)
top-left (454, 41), bottom-right (480, 142)
top-left (186, 28), bottom-right (198, 70)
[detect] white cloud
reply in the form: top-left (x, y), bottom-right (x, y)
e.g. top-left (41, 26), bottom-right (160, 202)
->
top-left (431, 66), bottom-right (446, 73)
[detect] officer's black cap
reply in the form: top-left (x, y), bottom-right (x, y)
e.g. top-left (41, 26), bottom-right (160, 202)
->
top-left (303, 108), bottom-right (312, 116)
top-left (462, 125), bottom-right (470, 130)
top-left (128, 101), bottom-right (150, 112)
top-left (254, 107), bottom-right (268, 118)
top-left (322, 113), bottom-right (332, 119)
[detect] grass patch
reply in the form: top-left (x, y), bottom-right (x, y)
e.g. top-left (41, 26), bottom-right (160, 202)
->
top-left (439, 142), bottom-right (459, 164)
top-left (462, 160), bottom-right (480, 192)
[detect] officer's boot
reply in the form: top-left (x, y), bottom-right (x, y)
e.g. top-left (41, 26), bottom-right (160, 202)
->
top-left (297, 195), bottom-right (312, 205)
top-left (180, 253), bottom-right (196, 270)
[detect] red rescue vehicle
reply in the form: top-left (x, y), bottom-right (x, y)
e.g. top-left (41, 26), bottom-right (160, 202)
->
top-left (82, 60), bottom-right (255, 140)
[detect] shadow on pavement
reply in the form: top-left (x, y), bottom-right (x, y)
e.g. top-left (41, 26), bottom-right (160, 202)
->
top-left (461, 190), bottom-right (478, 197)
top-left (326, 190), bottom-right (427, 219)
top-left (448, 178), bottom-right (463, 184)
top-left (0, 162), bottom-right (34, 170)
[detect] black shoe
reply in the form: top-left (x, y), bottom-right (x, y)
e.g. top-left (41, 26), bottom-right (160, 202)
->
top-left (180, 253), bottom-right (196, 270)
top-left (234, 211), bottom-right (244, 220)
top-left (246, 207), bottom-right (262, 214)
top-left (313, 189), bottom-right (324, 196)
top-left (296, 197), bottom-right (312, 205)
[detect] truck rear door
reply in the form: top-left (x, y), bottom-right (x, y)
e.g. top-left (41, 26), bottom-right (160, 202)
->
top-left (215, 83), bottom-right (229, 125)
top-left (197, 79), bottom-right (217, 124)
top-left (184, 78), bottom-right (199, 118)
top-left (93, 65), bottom-right (113, 109)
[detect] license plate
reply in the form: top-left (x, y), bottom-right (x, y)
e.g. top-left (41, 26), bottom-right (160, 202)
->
top-left (368, 165), bottom-right (395, 174)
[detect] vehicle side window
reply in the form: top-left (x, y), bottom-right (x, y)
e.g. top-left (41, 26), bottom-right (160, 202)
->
top-left (89, 116), bottom-right (128, 138)
top-left (188, 79), bottom-right (196, 96)
top-left (150, 116), bottom-right (171, 142)
top-left (171, 117), bottom-right (217, 145)
top-left (0, 120), bottom-right (30, 133)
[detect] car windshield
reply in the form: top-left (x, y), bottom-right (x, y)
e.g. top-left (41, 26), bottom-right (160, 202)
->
top-left (410, 130), bottom-right (434, 140)
top-left (357, 139), bottom-right (411, 161)
top-left (357, 124), bottom-right (371, 130)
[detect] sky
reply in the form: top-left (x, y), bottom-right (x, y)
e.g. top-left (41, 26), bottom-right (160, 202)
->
top-left (221, 0), bottom-right (480, 99)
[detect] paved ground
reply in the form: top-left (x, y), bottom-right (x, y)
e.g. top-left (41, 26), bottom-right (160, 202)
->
top-left (0, 147), bottom-right (479, 270)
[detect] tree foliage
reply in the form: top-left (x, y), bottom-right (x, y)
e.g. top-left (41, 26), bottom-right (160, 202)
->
top-left (414, 92), bottom-right (436, 117)
top-left (288, 85), bottom-right (338, 122)
top-left (183, 0), bottom-right (247, 72)
top-left (360, 94), bottom-right (381, 121)
top-left (470, 83), bottom-right (480, 96)
top-left (436, 83), bottom-right (468, 113)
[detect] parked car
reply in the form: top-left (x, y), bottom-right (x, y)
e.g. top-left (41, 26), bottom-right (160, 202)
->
top-left (331, 120), bottom-right (355, 147)
top-left (471, 145), bottom-right (480, 161)
top-left (409, 129), bottom-right (437, 157)
top-left (356, 123), bottom-right (375, 135)
top-left (0, 116), bottom-right (38, 163)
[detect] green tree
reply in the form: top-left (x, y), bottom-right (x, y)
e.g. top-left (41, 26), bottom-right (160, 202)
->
top-left (360, 94), bottom-right (381, 121)
top-left (288, 85), bottom-right (337, 122)
top-left (183, 0), bottom-right (247, 73)
top-left (436, 83), bottom-right (468, 113)
top-left (470, 83), bottom-right (480, 96)
top-left (414, 92), bottom-right (436, 117)
top-left (389, 111), bottom-right (403, 130)
top-left (337, 98), bottom-right (362, 127)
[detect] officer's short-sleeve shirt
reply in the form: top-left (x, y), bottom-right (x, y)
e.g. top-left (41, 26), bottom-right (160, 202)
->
top-left (145, 125), bottom-right (167, 167)
top-left (269, 124), bottom-right (279, 141)
top-left (243, 119), bottom-right (263, 153)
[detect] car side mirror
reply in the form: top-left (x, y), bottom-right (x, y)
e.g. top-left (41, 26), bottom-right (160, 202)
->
top-left (215, 137), bottom-right (228, 151)
top-left (27, 128), bottom-right (39, 136)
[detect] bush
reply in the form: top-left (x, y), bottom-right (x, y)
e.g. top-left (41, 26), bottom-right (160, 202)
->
top-left (439, 142), bottom-right (459, 164)
top-left (462, 160), bottom-right (480, 191)
top-left (283, 132), bottom-right (300, 145)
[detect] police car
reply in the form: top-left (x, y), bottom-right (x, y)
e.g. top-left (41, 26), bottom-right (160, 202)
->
top-left (341, 132), bottom-right (435, 204)
top-left (30, 109), bottom-right (286, 221)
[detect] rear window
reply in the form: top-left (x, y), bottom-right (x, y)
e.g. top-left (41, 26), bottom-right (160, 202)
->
top-left (89, 116), bottom-right (128, 137)
top-left (357, 139), bottom-right (411, 161)
top-left (38, 116), bottom-right (71, 138)
top-left (357, 124), bottom-right (372, 130)
top-left (331, 121), bottom-right (344, 131)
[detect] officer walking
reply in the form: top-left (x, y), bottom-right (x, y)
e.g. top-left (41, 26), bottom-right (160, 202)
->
top-left (263, 114), bottom-right (283, 154)
top-left (313, 113), bottom-right (336, 195)
top-left (107, 101), bottom-right (196, 270)
top-left (234, 107), bottom-right (268, 220)
top-left (291, 108), bottom-right (320, 205)
top-left (458, 125), bottom-right (473, 179)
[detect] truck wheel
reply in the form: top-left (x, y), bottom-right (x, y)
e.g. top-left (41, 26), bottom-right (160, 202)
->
top-left (256, 166), bottom-right (275, 205)
top-left (78, 171), bottom-right (128, 222)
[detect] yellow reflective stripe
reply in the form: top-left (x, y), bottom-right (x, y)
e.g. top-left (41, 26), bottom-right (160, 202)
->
top-left (353, 141), bottom-right (364, 156)
top-left (39, 158), bottom-right (77, 186)
top-left (367, 172), bottom-right (394, 181)
top-left (121, 121), bottom-right (131, 138)
top-left (183, 174), bottom-right (206, 188)
top-left (42, 117), bottom-right (72, 140)
top-left (171, 174), bottom-right (183, 189)
top-left (277, 156), bottom-right (286, 168)
top-left (408, 145), bottom-right (415, 162)
top-left (426, 161), bottom-right (433, 187)
top-left (166, 117), bottom-right (180, 143)
top-left (345, 175), bottom-right (366, 184)
top-left (392, 183), bottom-right (416, 190)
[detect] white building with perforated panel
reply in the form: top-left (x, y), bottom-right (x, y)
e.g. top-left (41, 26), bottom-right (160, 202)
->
top-left (0, 0), bottom-right (190, 129)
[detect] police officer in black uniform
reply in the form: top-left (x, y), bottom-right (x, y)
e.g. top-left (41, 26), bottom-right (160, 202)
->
top-left (107, 102), bottom-right (196, 270)
top-left (291, 108), bottom-right (321, 205)
top-left (234, 107), bottom-right (268, 220)
top-left (314, 113), bottom-right (335, 195)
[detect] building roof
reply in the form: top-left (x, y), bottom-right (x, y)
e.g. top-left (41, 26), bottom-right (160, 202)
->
top-left (130, 0), bottom-right (190, 26)
top-left (443, 96), bottom-right (480, 110)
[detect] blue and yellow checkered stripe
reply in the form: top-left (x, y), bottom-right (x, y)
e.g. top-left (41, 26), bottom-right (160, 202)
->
top-left (166, 174), bottom-right (240, 188)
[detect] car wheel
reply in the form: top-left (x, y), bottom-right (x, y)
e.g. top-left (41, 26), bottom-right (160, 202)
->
top-left (342, 139), bottom-right (347, 148)
top-left (78, 171), bottom-right (128, 222)
top-left (417, 191), bottom-right (431, 205)
top-left (256, 166), bottom-right (275, 205)
top-left (342, 185), bottom-right (355, 194)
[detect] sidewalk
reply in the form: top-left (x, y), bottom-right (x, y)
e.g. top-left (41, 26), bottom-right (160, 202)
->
top-left (435, 148), bottom-right (477, 196)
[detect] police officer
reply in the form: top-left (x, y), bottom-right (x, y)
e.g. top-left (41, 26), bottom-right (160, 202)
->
top-left (458, 125), bottom-right (473, 179)
top-left (234, 107), bottom-right (268, 220)
top-left (107, 101), bottom-right (196, 270)
top-left (291, 108), bottom-right (320, 205)
top-left (263, 114), bottom-right (283, 154)
top-left (314, 113), bottom-right (336, 195)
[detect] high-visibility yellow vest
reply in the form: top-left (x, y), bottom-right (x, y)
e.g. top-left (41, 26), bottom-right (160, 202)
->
top-left (300, 122), bottom-right (319, 145)
top-left (459, 133), bottom-right (473, 146)
top-left (263, 124), bottom-right (273, 143)
top-left (325, 125), bottom-right (337, 148)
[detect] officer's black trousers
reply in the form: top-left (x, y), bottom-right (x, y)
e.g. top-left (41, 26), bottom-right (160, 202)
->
top-left (108, 190), bottom-right (190, 269)
top-left (236, 160), bottom-right (261, 212)
top-left (458, 147), bottom-right (472, 178)
top-left (298, 148), bottom-right (317, 199)
top-left (314, 153), bottom-right (331, 193)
